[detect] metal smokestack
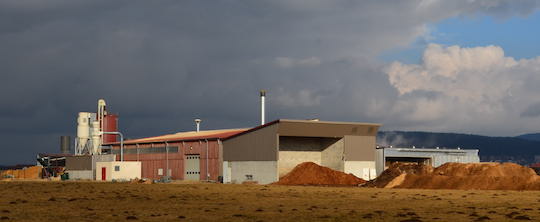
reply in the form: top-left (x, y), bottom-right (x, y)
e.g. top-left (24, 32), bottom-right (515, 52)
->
top-left (260, 90), bottom-right (266, 125)
top-left (60, 136), bottom-right (71, 154)
top-left (194, 118), bottom-right (202, 132)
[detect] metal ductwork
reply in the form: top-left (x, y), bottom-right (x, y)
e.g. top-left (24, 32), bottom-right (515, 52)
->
top-left (260, 90), bottom-right (266, 125)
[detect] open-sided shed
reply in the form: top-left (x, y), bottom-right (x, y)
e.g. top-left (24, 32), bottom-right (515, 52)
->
top-left (222, 119), bottom-right (381, 184)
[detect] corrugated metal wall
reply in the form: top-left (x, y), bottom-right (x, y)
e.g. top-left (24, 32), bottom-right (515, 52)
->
top-left (112, 140), bottom-right (221, 180)
top-left (381, 148), bottom-right (480, 168)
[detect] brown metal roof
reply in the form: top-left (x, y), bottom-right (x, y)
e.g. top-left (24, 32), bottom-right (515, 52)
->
top-left (222, 120), bottom-right (280, 141)
top-left (224, 119), bottom-right (381, 140)
top-left (104, 119), bottom-right (381, 145)
top-left (105, 128), bottom-right (248, 145)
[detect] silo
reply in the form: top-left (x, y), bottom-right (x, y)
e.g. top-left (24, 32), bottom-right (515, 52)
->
top-left (60, 136), bottom-right (71, 154)
top-left (76, 112), bottom-right (92, 154)
top-left (103, 114), bottom-right (118, 143)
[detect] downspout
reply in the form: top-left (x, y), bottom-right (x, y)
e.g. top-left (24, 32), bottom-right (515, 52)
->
top-left (136, 144), bottom-right (140, 161)
top-left (205, 139), bottom-right (209, 181)
top-left (121, 137), bottom-right (123, 161)
top-left (165, 142), bottom-right (169, 177)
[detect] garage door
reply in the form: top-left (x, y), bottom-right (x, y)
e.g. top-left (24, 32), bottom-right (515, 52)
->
top-left (184, 154), bottom-right (200, 180)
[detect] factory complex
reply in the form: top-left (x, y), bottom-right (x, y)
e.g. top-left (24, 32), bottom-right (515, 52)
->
top-left (22, 92), bottom-right (481, 184)
top-left (99, 119), bottom-right (380, 184)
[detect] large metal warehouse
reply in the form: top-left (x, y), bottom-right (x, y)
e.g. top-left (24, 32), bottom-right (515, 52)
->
top-left (103, 129), bottom-right (246, 181)
top-left (222, 119), bottom-right (380, 184)
top-left (375, 146), bottom-right (480, 176)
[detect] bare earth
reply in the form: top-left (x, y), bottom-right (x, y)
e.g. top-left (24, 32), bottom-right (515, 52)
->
top-left (1, 181), bottom-right (539, 221)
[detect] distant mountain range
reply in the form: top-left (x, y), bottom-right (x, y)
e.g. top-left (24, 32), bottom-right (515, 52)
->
top-left (377, 131), bottom-right (540, 165)
top-left (515, 133), bottom-right (540, 142)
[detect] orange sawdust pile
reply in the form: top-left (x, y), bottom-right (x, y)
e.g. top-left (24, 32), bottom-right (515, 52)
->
top-left (274, 162), bottom-right (366, 186)
top-left (365, 162), bottom-right (540, 190)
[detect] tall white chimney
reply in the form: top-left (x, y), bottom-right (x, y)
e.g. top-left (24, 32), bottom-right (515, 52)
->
top-left (260, 90), bottom-right (266, 125)
top-left (194, 118), bottom-right (202, 132)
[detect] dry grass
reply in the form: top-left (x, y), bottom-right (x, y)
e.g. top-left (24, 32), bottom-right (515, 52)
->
top-left (1, 181), bottom-right (539, 221)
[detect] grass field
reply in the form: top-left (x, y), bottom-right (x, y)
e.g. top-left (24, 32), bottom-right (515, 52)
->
top-left (1, 181), bottom-right (539, 221)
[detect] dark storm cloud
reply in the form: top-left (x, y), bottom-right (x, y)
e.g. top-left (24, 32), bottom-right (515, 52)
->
top-left (521, 102), bottom-right (540, 118)
top-left (1, 0), bottom-right (539, 164)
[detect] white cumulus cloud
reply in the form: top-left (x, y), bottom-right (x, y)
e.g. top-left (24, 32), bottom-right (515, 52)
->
top-left (386, 44), bottom-right (540, 135)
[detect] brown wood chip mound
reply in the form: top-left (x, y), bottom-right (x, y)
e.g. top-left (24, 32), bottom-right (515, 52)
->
top-left (273, 162), bottom-right (366, 186)
top-left (365, 162), bottom-right (540, 190)
top-left (363, 162), bottom-right (433, 188)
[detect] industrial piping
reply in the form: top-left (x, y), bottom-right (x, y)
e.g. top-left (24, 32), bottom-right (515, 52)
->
top-left (165, 142), bottom-right (169, 177)
top-left (102, 131), bottom-right (124, 161)
top-left (195, 118), bottom-right (201, 132)
top-left (205, 139), bottom-right (209, 181)
top-left (260, 90), bottom-right (266, 125)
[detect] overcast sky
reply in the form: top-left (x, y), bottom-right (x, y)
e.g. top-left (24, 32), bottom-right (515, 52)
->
top-left (2, 0), bottom-right (540, 164)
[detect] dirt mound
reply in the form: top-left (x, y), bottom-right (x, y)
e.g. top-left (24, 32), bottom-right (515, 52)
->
top-left (274, 162), bottom-right (366, 186)
top-left (363, 162), bottom-right (433, 188)
top-left (366, 162), bottom-right (540, 190)
top-left (434, 162), bottom-right (538, 177)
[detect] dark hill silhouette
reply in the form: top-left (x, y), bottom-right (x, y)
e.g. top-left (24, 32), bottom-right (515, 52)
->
top-left (516, 133), bottom-right (540, 142)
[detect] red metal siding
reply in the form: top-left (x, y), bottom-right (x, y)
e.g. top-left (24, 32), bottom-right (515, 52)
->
top-left (102, 114), bottom-right (118, 143)
top-left (112, 140), bottom-right (221, 181)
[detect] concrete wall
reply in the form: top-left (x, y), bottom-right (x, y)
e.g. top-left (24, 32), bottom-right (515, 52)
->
top-left (278, 151), bottom-right (321, 177)
top-left (321, 139), bottom-right (344, 171)
top-left (344, 161), bottom-right (376, 180)
top-left (277, 136), bottom-right (344, 176)
top-left (66, 170), bottom-right (92, 180)
top-left (92, 155), bottom-right (116, 179)
top-left (376, 148), bottom-right (385, 177)
top-left (223, 161), bottom-right (232, 183)
top-left (65, 155), bottom-right (116, 180)
top-left (96, 161), bottom-right (141, 181)
top-left (227, 161), bottom-right (277, 184)
top-left (277, 136), bottom-right (345, 176)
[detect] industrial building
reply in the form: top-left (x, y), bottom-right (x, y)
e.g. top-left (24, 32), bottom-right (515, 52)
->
top-left (55, 93), bottom-right (479, 184)
top-left (375, 146), bottom-right (480, 176)
top-left (102, 129), bottom-right (246, 181)
top-left (96, 161), bottom-right (141, 181)
top-left (65, 154), bottom-right (116, 180)
top-left (103, 119), bottom-right (380, 184)
top-left (223, 119), bottom-right (380, 184)
top-left (62, 99), bottom-right (141, 181)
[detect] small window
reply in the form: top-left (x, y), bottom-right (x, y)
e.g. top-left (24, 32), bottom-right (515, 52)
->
top-left (114, 166), bottom-right (120, 171)
top-left (245, 175), bottom-right (253, 180)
